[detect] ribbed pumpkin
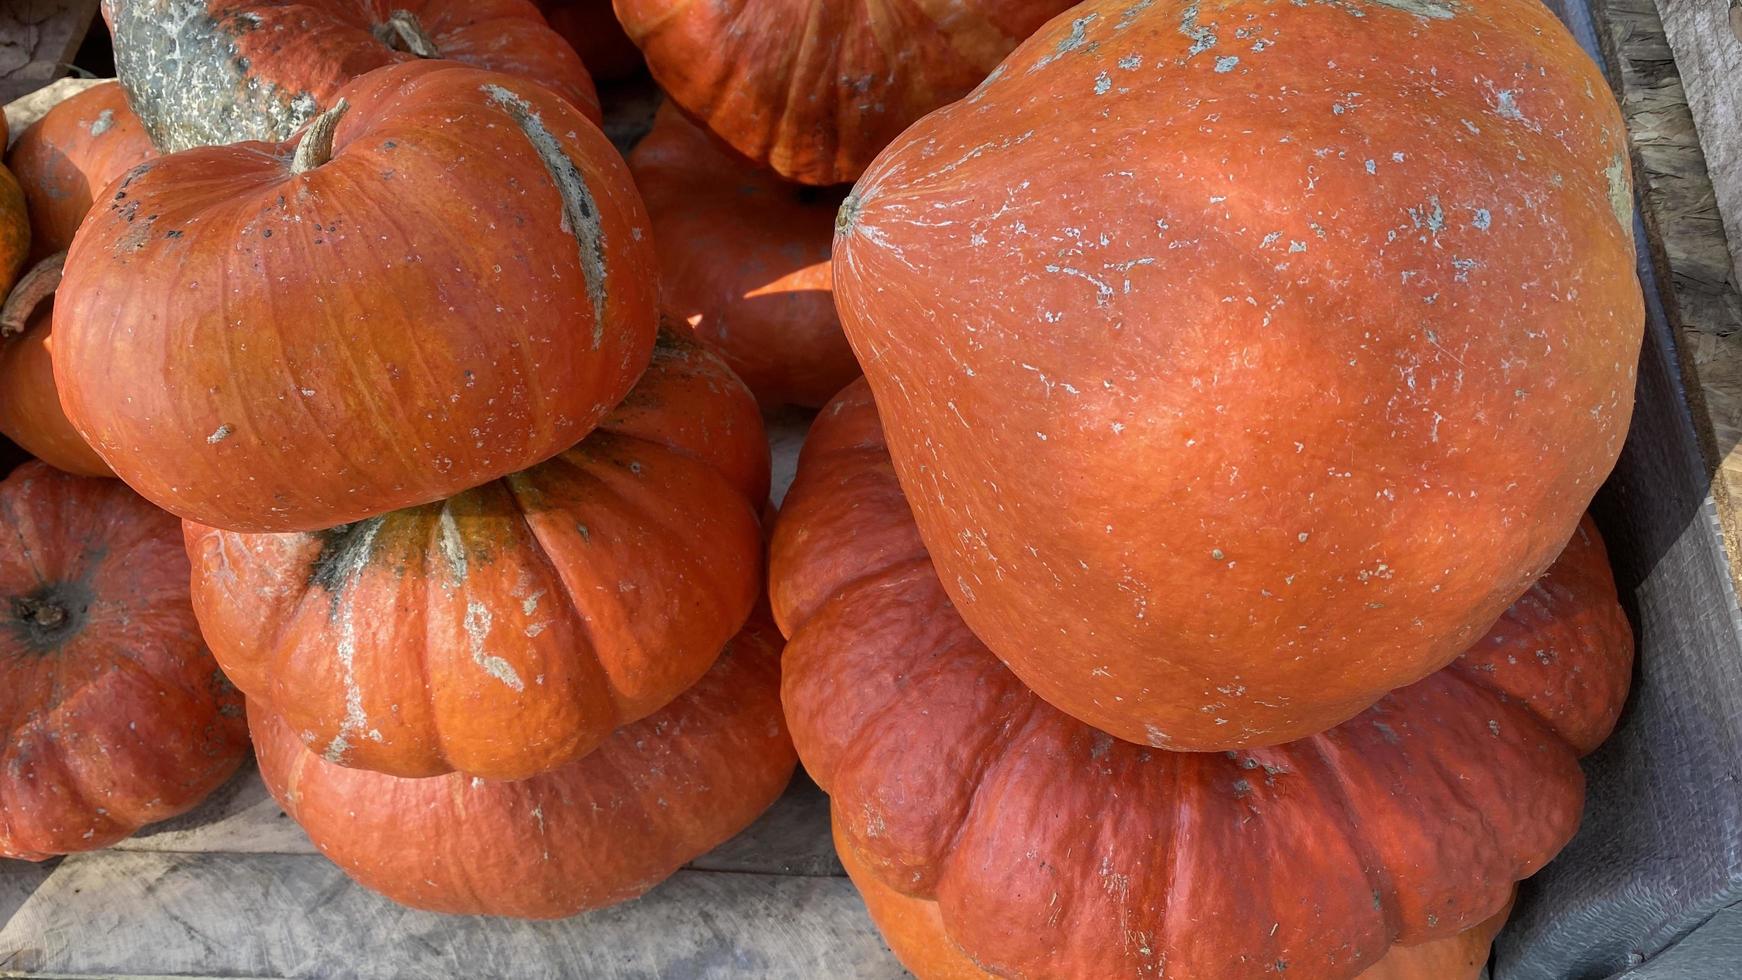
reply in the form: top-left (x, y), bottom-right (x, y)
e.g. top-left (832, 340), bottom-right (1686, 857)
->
top-left (833, 0), bottom-right (1644, 750)
top-left (185, 330), bottom-right (766, 780)
top-left (836, 820), bottom-right (1514, 980)
top-left (0, 463), bottom-right (248, 861)
top-left (613, 0), bottom-right (1079, 185)
top-left (772, 381), bottom-right (1633, 980)
top-left (6, 81), bottom-right (156, 260)
top-left (537, 0), bottom-right (642, 81)
top-left (0, 153), bottom-right (26, 304)
top-left (251, 612), bottom-right (796, 917)
top-left (629, 104), bottom-right (857, 408)
top-left (55, 60), bottom-right (657, 533)
top-left (103, 0), bottom-right (599, 151)
top-left (0, 257), bottom-right (111, 477)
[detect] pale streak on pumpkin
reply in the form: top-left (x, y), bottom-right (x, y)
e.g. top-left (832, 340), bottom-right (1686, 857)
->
top-left (322, 518), bottom-right (384, 765)
top-left (481, 83), bottom-right (609, 349)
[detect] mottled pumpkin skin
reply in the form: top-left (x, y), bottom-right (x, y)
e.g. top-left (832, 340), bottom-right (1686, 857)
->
top-left (185, 331), bottom-right (766, 780)
top-left (103, 0), bottom-right (600, 151)
top-left (613, 0), bottom-right (1078, 186)
top-left (0, 294), bottom-right (112, 478)
top-left (252, 612), bottom-right (796, 918)
top-left (835, 818), bottom-right (1512, 980)
top-left (56, 61), bottom-right (657, 533)
top-left (630, 105), bottom-right (858, 408)
top-left (537, 0), bottom-right (642, 81)
top-left (833, 0), bottom-right (1644, 750)
top-left (772, 381), bottom-right (1633, 980)
top-left (0, 463), bottom-right (247, 861)
top-left (6, 82), bottom-right (157, 261)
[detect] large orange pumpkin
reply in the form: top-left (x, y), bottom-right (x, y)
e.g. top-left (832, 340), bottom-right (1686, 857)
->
top-left (185, 329), bottom-right (766, 780)
top-left (772, 381), bottom-right (1633, 980)
top-left (55, 60), bottom-right (657, 533)
top-left (836, 819), bottom-right (1514, 980)
top-left (102, 0), bottom-right (599, 151)
top-left (629, 104), bottom-right (858, 408)
top-left (251, 611), bottom-right (796, 917)
top-left (612, 0), bottom-right (1079, 186)
top-left (832, 0), bottom-right (1644, 750)
top-left (6, 81), bottom-right (157, 261)
top-left (0, 256), bottom-right (111, 477)
top-left (0, 463), bottom-right (248, 861)
top-left (536, 0), bottom-right (642, 81)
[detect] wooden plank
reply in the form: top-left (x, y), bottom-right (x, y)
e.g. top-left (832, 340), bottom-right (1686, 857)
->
top-left (1623, 904), bottom-right (1742, 977)
top-left (0, 852), bottom-right (902, 979)
top-left (0, 0), bottom-right (100, 104)
top-left (0, 859), bottom-right (57, 936)
top-left (1655, 1), bottom-right (1742, 284)
top-left (1599, 0), bottom-right (1742, 598)
top-left (690, 774), bottom-right (842, 877)
top-left (767, 408), bottom-right (814, 508)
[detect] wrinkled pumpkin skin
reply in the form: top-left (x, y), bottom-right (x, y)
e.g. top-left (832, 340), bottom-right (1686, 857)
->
top-left (185, 331), bottom-right (767, 780)
top-left (252, 612), bottom-right (796, 918)
top-left (103, 0), bottom-right (599, 151)
top-left (56, 60), bottom-right (657, 533)
top-left (0, 463), bottom-right (248, 861)
top-left (629, 105), bottom-right (858, 408)
top-left (833, 0), bottom-right (1644, 750)
top-left (772, 381), bottom-right (1633, 980)
top-left (6, 82), bottom-right (157, 260)
top-left (835, 819), bottom-right (1513, 980)
top-left (613, 0), bottom-right (1079, 186)
top-left (536, 0), bottom-right (642, 81)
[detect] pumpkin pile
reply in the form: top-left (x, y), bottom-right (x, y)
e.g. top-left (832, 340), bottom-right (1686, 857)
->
top-left (0, 0), bottom-right (1647, 968)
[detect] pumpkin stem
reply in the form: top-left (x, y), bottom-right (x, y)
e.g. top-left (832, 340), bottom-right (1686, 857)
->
top-left (15, 596), bottom-right (66, 629)
top-left (0, 252), bottom-right (66, 338)
top-left (290, 99), bottom-right (350, 176)
top-left (378, 10), bottom-right (440, 58)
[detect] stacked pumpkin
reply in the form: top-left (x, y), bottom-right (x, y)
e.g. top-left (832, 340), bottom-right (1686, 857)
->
top-left (0, 0), bottom-right (797, 918)
top-left (761, 0), bottom-right (1643, 977)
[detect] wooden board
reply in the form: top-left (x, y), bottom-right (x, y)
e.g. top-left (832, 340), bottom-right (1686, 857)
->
top-left (0, 0), bottom-right (99, 105)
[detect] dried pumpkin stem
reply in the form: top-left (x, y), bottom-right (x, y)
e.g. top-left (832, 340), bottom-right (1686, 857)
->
top-left (0, 252), bottom-right (65, 337)
top-left (16, 596), bottom-right (66, 629)
top-left (290, 99), bottom-right (350, 176)
top-left (382, 10), bottom-right (440, 58)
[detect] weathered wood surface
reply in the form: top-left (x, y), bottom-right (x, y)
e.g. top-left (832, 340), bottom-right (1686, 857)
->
top-left (0, 0), bottom-right (99, 105)
top-left (1602, 0), bottom-right (1742, 595)
top-left (1654, 1), bottom-right (1742, 284)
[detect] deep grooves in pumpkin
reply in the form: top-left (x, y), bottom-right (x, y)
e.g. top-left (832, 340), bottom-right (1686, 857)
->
top-left (480, 83), bottom-right (608, 347)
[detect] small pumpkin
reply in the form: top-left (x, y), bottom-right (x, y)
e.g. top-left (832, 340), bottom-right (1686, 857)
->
top-left (629, 104), bottom-right (858, 408)
top-left (833, 0), bottom-right (1645, 749)
top-left (0, 161), bottom-right (26, 303)
top-left (6, 81), bottom-right (156, 260)
top-left (0, 463), bottom-right (248, 861)
top-left (251, 611), bottom-right (796, 917)
top-left (185, 329), bottom-right (767, 780)
top-left (835, 819), bottom-right (1514, 980)
top-left (536, 0), bottom-right (642, 81)
top-left (772, 381), bottom-right (1632, 980)
top-left (56, 60), bottom-right (657, 533)
top-left (103, 0), bottom-right (600, 151)
top-left (612, 0), bottom-right (1079, 186)
top-left (0, 256), bottom-right (111, 477)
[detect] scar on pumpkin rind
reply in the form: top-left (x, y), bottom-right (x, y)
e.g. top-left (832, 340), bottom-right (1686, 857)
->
top-left (481, 83), bottom-right (609, 349)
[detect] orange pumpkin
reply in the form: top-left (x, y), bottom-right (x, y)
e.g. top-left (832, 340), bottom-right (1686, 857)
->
top-left (772, 381), bottom-right (1632, 980)
top-left (0, 463), bottom-right (248, 861)
top-left (0, 256), bottom-right (111, 476)
top-left (251, 611), bottom-right (796, 917)
top-left (613, 0), bottom-right (1079, 186)
top-left (832, 0), bottom-right (1644, 750)
top-left (0, 161), bottom-right (26, 303)
top-left (103, 0), bottom-right (600, 151)
top-left (836, 819), bottom-right (1514, 980)
top-left (629, 104), bottom-right (858, 408)
top-left (185, 329), bottom-right (767, 779)
top-left (536, 0), bottom-right (642, 81)
top-left (6, 81), bottom-right (157, 260)
top-left (55, 60), bottom-right (657, 533)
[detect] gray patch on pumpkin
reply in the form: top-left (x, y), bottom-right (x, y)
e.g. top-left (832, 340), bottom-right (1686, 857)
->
top-left (482, 83), bottom-right (608, 349)
top-left (1028, 13), bottom-right (1099, 72)
top-left (106, 0), bottom-right (320, 150)
top-left (1178, 2), bottom-right (1217, 57)
top-left (1605, 153), bottom-right (1632, 231)
top-left (89, 109), bottom-right (115, 136)
top-left (1364, 0), bottom-right (1455, 17)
